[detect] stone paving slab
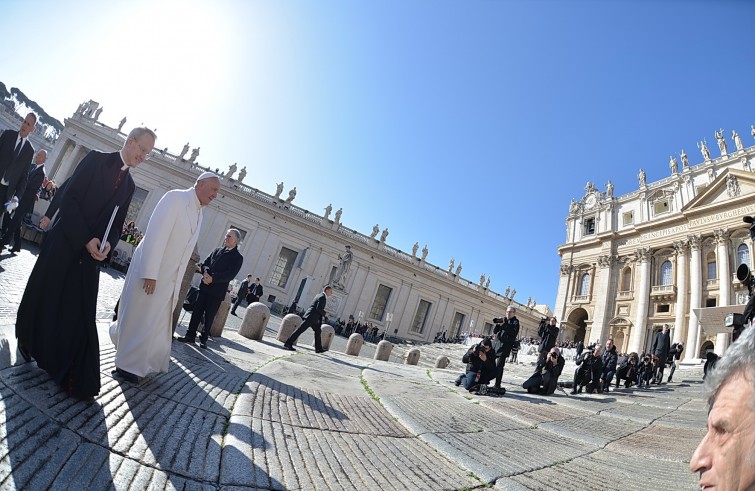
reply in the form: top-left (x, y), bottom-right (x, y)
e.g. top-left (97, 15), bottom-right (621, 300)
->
top-left (538, 413), bottom-right (646, 447)
top-left (499, 448), bottom-right (698, 491)
top-left (480, 393), bottom-right (595, 426)
top-left (607, 423), bottom-right (706, 462)
top-left (654, 408), bottom-right (708, 429)
top-left (221, 419), bottom-right (480, 490)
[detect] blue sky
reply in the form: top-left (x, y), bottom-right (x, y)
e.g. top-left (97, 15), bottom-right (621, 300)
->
top-left (3, 0), bottom-right (755, 312)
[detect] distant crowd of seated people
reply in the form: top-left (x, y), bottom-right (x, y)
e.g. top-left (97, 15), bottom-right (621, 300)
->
top-left (120, 220), bottom-right (144, 246)
top-left (331, 317), bottom-right (384, 342)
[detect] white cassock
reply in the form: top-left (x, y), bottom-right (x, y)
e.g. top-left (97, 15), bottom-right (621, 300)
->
top-left (110, 188), bottom-right (203, 377)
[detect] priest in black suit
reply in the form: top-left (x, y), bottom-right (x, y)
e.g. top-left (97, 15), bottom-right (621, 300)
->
top-left (16, 127), bottom-right (156, 401)
top-left (177, 229), bottom-right (244, 349)
top-left (283, 286), bottom-right (333, 353)
top-left (231, 274), bottom-right (253, 316)
top-left (0, 112), bottom-right (37, 229)
top-left (1, 149), bottom-right (47, 252)
top-left (246, 277), bottom-right (264, 303)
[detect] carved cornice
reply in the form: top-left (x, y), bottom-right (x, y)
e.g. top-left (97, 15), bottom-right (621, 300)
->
top-left (688, 234), bottom-right (702, 251)
top-left (634, 247), bottom-right (651, 263)
top-left (560, 264), bottom-right (574, 276)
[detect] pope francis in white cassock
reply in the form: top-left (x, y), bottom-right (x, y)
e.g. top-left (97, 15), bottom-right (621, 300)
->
top-left (110, 173), bottom-right (220, 380)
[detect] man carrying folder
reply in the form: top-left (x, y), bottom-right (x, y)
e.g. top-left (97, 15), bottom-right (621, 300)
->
top-left (16, 127), bottom-right (156, 401)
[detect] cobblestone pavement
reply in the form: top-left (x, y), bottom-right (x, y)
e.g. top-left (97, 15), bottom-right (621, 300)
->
top-left (0, 244), bottom-right (705, 490)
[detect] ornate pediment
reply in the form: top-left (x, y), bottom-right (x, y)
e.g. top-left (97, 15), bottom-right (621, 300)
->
top-left (682, 168), bottom-right (755, 213)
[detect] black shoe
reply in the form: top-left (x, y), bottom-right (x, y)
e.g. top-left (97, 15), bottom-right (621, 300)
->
top-left (17, 343), bottom-right (32, 363)
top-left (199, 341), bottom-right (208, 349)
top-left (176, 336), bottom-right (196, 343)
top-left (282, 344), bottom-right (296, 351)
top-left (112, 367), bottom-right (139, 383)
top-left (230, 311), bottom-right (237, 316)
top-left (9, 248), bottom-right (20, 254)
top-left (315, 349), bottom-right (327, 353)
top-left (454, 375), bottom-right (463, 387)
top-left (570, 389), bottom-right (577, 395)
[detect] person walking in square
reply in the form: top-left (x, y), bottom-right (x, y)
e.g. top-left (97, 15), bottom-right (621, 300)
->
top-left (283, 286), bottom-right (333, 353)
top-left (231, 274), bottom-right (252, 316)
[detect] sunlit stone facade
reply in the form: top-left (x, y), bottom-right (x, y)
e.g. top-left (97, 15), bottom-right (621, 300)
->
top-left (554, 132), bottom-right (755, 361)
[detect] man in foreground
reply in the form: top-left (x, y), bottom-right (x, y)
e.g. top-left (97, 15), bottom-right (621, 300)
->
top-left (109, 173), bottom-right (219, 382)
top-left (16, 127), bottom-right (155, 400)
top-left (689, 325), bottom-right (755, 489)
top-left (283, 286), bottom-right (333, 353)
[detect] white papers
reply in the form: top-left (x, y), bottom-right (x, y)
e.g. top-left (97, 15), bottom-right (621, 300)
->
top-left (100, 205), bottom-right (119, 253)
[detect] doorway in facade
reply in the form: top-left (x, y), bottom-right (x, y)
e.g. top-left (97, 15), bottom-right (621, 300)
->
top-left (699, 340), bottom-right (715, 358)
top-left (567, 308), bottom-right (588, 343)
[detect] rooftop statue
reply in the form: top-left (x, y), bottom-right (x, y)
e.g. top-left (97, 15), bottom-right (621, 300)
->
top-left (412, 242), bottom-right (419, 257)
top-left (324, 204), bottom-right (332, 220)
top-left (669, 155), bottom-right (678, 174)
top-left (681, 149), bottom-right (689, 168)
top-left (335, 208), bottom-right (342, 224)
top-left (237, 166), bottom-right (247, 182)
top-left (179, 143), bottom-right (189, 160)
top-left (638, 168), bottom-right (646, 187)
top-left (380, 228), bottom-right (389, 242)
top-left (448, 258), bottom-right (455, 273)
top-left (275, 182), bottom-right (284, 199)
top-left (715, 129), bottom-right (728, 156)
top-left (370, 224), bottom-right (379, 239)
top-left (698, 139), bottom-right (711, 161)
top-left (421, 245), bottom-right (428, 260)
top-left (283, 187), bottom-right (297, 206)
top-left (117, 117), bottom-right (127, 132)
top-left (455, 263), bottom-right (462, 275)
top-left (188, 147), bottom-right (200, 164)
top-left (226, 163), bottom-right (237, 180)
top-left (605, 180), bottom-right (614, 197)
top-left (733, 130), bottom-right (744, 151)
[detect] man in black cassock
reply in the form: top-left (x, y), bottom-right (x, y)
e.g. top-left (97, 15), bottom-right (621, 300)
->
top-left (15, 127), bottom-right (156, 401)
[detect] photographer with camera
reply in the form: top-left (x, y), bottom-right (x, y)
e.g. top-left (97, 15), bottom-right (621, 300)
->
top-left (636, 354), bottom-right (655, 388)
top-left (570, 345), bottom-right (603, 394)
top-left (454, 337), bottom-right (497, 392)
top-left (600, 338), bottom-right (618, 392)
top-left (615, 352), bottom-right (638, 389)
top-left (492, 306), bottom-right (520, 390)
top-left (666, 342), bottom-right (684, 383)
top-left (537, 317), bottom-right (560, 364)
top-left (523, 347), bottom-right (565, 395)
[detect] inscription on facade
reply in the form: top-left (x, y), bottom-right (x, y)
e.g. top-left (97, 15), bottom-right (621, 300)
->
top-left (688, 203), bottom-right (755, 228)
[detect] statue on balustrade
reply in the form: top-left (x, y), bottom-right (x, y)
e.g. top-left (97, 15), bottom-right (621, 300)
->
top-left (733, 130), bottom-right (744, 151)
top-left (179, 143), bottom-right (190, 160)
top-left (324, 204), bottom-right (332, 220)
top-left (479, 274), bottom-right (485, 287)
top-left (715, 129), bottom-right (728, 156)
top-left (370, 224), bottom-right (379, 239)
top-left (504, 286), bottom-right (511, 298)
top-left (226, 163), bottom-right (237, 180)
top-left (283, 187), bottom-right (297, 206)
top-left (455, 263), bottom-right (462, 275)
top-left (681, 149), bottom-right (689, 168)
top-left (605, 180), bottom-right (614, 197)
top-left (510, 289), bottom-right (516, 300)
top-left (698, 139), bottom-right (711, 161)
top-left (237, 166), bottom-right (247, 182)
top-left (485, 277), bottom-right (490, 289)
top-left (188, 147), bottom-right (200, 163)
top-left (448, 258), bottom-right (455, 273)
top-left (412, 242), bottom-right (419, 257)
top-left (117, 117), bottom-right (127, 132)
top-left (638, 168), bottom-right (646, 187)
top-left (275, 182), bottom-right (284, 199)
top-left (421, 245), bottom-right (428, 260)
top-left (334, 208), bottom-right (342, 224)
top-left (380, 228), bottom-right (389, 242)
top-left (669, 155), bottom-right (678, 174)
top-left (94, 107), bottom-right (103, 120)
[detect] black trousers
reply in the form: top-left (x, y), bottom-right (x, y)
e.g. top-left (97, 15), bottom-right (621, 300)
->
top-left (185, 291), bottom-right (223, 343)
top-left (494, 353), bottom-right (508, 388)
top-left (230, 292), bottom-right (246, 313)
top-left (285, 318), bottom-right (323, 351)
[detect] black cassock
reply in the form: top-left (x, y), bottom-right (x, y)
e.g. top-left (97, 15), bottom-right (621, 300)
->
top-left (16, 151), bottom-right (134, 399)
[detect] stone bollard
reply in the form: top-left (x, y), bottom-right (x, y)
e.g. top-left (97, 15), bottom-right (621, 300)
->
top-left (320, 325), bottom-right (335, 350)
top-left (210, 293), bottom-right (231, 338)
top-left (374, 340), bottom-right (393, 361)
top-left (276, 314), bottom-right (303, 344)
top-left (435, 355), bottom-right (450, 369)
top-left (239, 302), bottom-right (270, 340)
top-left (404, 347), bottom-right (421, 366)
top-left (345, 333), bottom-right (364, 356)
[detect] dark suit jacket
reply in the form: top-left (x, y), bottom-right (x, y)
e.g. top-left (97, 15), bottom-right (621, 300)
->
top-left (237, 279), bottom-right (251, 298)
top-left (0, 129), bottom-right (35, 201)
top-left (16, 164), bottom-right (45, 214)
top-left (247, 282), bottom-right (263, 300)
top-left (199, 246), bottom-right (244, 299)
top-left (652, 331), bottom-right (671, 359)
top-left (302, 292), bottom-right (328, 324)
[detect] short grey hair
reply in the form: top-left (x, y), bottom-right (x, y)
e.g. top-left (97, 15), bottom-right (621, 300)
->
top-left (127, 127), bottom-right (157, 142)
top-left (228, 228), bottom-right (241, 242)
top-left (704, 325), bottom-right (755, 411)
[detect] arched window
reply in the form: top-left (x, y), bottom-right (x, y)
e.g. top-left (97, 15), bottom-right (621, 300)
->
top-left (621, 267), bottom-right (632, 292)
top-left (706, 252), bottom-right (717, 280)
top-left (660, 260), bottom-right (673, 286)
top-left (737, 244), bottom-right (750, 268)
top-left (579, 273), bottom-right (591, 296)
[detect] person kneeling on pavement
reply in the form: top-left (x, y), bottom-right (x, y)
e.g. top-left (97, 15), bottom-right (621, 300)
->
top-left (523, 347), bottom-right (565, 395)
top-left (455, 338), bottom-right (497, 392)
top-left (600, 338), bottom-right (618, 392)
top-left (571, 345), bottom-right (603, 394)
top-left (615, 352), bottom-right (639, 388)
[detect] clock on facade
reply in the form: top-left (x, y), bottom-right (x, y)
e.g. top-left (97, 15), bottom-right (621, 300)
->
top-left (585, 193), bottom-right (598, 209)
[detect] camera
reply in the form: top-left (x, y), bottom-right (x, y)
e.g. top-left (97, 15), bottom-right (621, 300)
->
top-left (493, 317), bottom-right (504, 324)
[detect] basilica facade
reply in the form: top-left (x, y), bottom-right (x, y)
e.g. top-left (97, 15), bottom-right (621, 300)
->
top-left (554, 129), bottom-right (755, 361)
top-left (36, 103), bottom-right (548, 343)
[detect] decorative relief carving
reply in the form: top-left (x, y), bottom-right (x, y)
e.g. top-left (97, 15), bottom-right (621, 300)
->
top-left (634, 247), bottom-right (650, 262)
top-left (672, 240), bottom-right (688, 256)
top-left (741, 157), bottom-right (751, 172)
top-left (688, 234), bottom-right (702, 250)
top-left (726, 174), bottom-right (741, 198)
top-left (713, 228), bottom-right (730, 245)
top-left (597, 255), bottom-right (617, 268)
top-left (560, 264), bottom-right (574, 276)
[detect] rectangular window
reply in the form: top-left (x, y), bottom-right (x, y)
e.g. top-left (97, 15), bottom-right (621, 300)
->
top-left (452, 312), bottom-right (466, 336)
top-left (654, 200), bottom-right (670, 215)
top-left (583, 218), bottom-right (595, 236)
top-left (368, 284), bottom-right (392, 321)
top-left (707, 262), bottom-right (717, 280)
top-left (269, 246), bottom-right (298, 288)
top-left (410, 299), bottom-right (432, 334)
top-left (483, 322), bottom-right (493, 336)
top-left (622, 212), bottom-right (634, 226)
top-left (706, 298), bottom-right (717, 307)
top-left (657, 304), bottom-right (670, 313)
top-left (126, 186), bottom-right (148, 225)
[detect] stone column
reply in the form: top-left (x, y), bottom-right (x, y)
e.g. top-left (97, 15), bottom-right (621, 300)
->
top-left (714, 229), bottom-right (731, 355)
top-left (684, 235), bottom-right (703, 361)
top-left (53, 142), bottom-right (81, 182)
top-left (672, 240), bottom-right (688, 345)
top-left (628, 247), bottom-right (651, 354)
top-left (591, 255), bottom-right (616, 343)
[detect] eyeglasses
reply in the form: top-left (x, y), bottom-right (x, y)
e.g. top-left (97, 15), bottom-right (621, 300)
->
top-left (132, 138), bottom-right (152, 159)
